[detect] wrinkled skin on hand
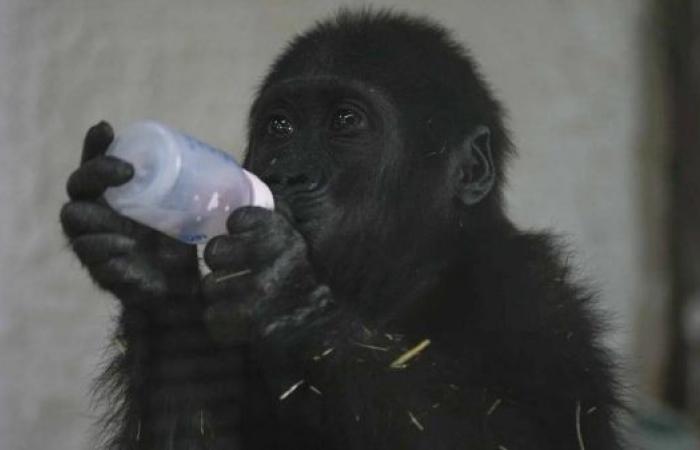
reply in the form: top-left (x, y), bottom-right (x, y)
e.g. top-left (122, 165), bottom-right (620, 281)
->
top-left (201, 206), bottom-right (334, 348)
top-left (60, 122), bottom-right (200, 306)
top-left (59, 121), bottom-right (332, 346)
top-left (61, 123), bottom-right (258, 449)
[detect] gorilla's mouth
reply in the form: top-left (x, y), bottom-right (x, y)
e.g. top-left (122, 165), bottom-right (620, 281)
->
top-left (272, 189), bottom-right (328, 229)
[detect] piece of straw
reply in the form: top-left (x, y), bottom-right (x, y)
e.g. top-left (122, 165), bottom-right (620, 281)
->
top-left (390, 339), bottom-right (431, 368)
top-left (279, 379), bottom-right (305, 401)
top-left (309, 385), bottom-right (322, 395)
top-left (115, 338), bottom-right (126, 355)
top-left (353, 342), bottom-right (390, 352)
top-left (312, 347), bottom-right (335, 361)
top-left (215, 269), bottom-right (252, 283)
top-left (576, 401), bottom-right (586, 450)
top-left (487, 398), bottom-right (502, 416)
top-left (408, 410), bottom-right (424, 431)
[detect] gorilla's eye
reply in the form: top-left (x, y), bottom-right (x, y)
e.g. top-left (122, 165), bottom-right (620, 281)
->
top-left (330, 107), bottom-right (366, 132)
top-left (266, 115), bottom-right (295, 138)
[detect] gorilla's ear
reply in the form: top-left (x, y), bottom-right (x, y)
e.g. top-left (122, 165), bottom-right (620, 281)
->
top-left (454, 125), bottom-right (495, 206)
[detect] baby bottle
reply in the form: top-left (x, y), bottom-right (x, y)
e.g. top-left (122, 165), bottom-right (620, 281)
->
top-left (103, 121), bottom-right (274, 244)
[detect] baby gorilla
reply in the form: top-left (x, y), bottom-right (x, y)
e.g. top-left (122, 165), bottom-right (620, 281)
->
top-left (61, 9), bottom-right (623, 450)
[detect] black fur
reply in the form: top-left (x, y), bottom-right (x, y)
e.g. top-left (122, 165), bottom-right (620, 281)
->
top-left (61, 9), bottom-right (623, 450)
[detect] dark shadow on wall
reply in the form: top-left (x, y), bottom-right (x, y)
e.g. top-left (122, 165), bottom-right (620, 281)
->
top-left (658, 0), bottom-right (700, 422)
top-left (632, 0), bottom-right (672, 404)
top-left (628, 1), bottom-right (700, 447)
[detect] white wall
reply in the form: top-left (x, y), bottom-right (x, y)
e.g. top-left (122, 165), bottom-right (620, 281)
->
top-left (0, 1), bottom-right (664, 448)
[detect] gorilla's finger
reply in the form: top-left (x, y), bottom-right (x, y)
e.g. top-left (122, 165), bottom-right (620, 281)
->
top-left (201, 268), bottom-right (259, 304)
top-left (60, 201), bottom-right (136, 238)
top-left (71, 233), bottom-right (137, 265)
top-left (226, 206), bottom-right (285, 235)
top-left (81, 121), bottom-right (114, 163)
top-left (203, 235), bottom-right (241, 271)
top-left (66, 156), bottom-right (134, 200)
top-left (90, 256), bottom-right (168, 299)
top-left (203, 230), bottom-right (292, 272)
top-left (271, 198), bottom-right (294, 222)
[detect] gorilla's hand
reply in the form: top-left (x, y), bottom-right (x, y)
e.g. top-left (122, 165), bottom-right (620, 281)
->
top-left (201, 206), bottom-right (334, 345)
top-left (60, 122), bottom-right (199, 306)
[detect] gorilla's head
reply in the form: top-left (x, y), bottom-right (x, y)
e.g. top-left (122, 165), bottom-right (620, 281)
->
top-left (243, 10), bottom-right (512, 301)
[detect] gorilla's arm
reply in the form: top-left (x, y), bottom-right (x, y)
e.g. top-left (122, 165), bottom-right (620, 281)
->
top-left (202, 208), bottom-right (622, 450)
top-left (61, 123), bottom-right (251, 449)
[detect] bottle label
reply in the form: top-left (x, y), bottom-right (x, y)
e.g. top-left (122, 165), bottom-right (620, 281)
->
top-left (179, 232), bottom-right (208, 244)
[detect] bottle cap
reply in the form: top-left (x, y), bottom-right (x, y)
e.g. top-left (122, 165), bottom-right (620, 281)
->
top-left (243, 170), bottom-right (275, 210)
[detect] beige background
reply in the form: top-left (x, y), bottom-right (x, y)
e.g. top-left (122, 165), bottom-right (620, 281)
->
top-left (0, 1), bottom-right (667, 448)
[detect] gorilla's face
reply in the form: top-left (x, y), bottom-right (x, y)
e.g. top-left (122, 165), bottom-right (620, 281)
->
top-left (243, 72), bottom-right (498, 293)
top-left (244, 78), bottom-right (404, 255)
top-left (238, 13), bottom-right (502, 306)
